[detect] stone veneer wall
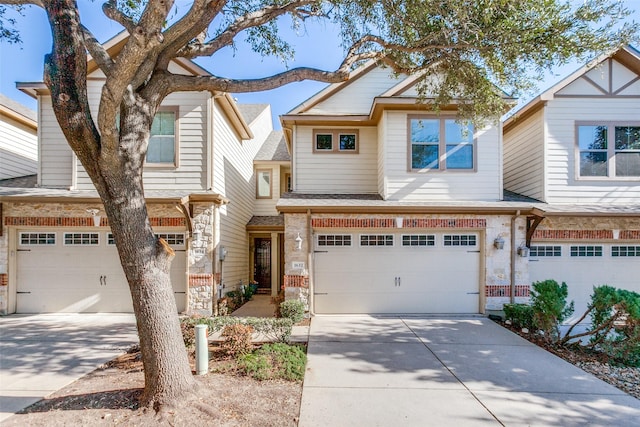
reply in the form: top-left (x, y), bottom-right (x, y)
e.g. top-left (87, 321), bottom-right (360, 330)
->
top-left (187, 204), bottom-right (219, 315)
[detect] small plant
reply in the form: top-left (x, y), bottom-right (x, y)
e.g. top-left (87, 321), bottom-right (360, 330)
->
top-left (503, 303), bottom-right (534, 329)
top-left (243, 283), bottom-right (255, 301)
top-left (209, 316), bottom-right (294, 343)
top-left (237, 343), bottom-right (307, 381)
top-left (221, 323), bottom-right (254, 357)
top-left (272, 291), bottom-right (285, 317)
top-left (179, 315), bottom-right (216, 351)
top-left (280, 300), bottom-right (305, 324)
top-left (225, 290), bottom-right (244, 311)
top-left (530, 279), bottom-right (574, 342)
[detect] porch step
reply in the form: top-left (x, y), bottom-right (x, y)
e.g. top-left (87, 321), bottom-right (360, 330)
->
top-left (255, 288), bottom-right (271, 295)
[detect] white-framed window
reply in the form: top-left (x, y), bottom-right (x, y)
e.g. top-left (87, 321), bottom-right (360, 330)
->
top-left (318, 235), bottom-right (352, 246)
top-left (256, 169), bottom-right (272, 199)
top-left (19, 232), bottom-right (56, 245)
top-left (409, 116), bottom-right (474, 171)
top-left (402, 234), bottom-right (435, 246)
top-left (147, 107), bottom-right (178, 166)
top-left (530, 246), bottom-right (562, 257)
top-left (313, 129), bottom-right (359, 153)
top-left (443, 234), bottom-right (477, 246)
top-left (63, 232), bottom-right (100, 246)
top-left (612, 246), bottom-right (640, 257)
top-left (360, 234), bottom-right (393, 246)
top-left (577, 123), bottom-right (640, 178)
top-left (570, 245), bottom-right (603, 257)
top-left (156, 233), bottom-right (185, 246)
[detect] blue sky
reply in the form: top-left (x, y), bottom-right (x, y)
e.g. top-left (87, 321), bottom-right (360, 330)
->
top-left (1, 1), bottom-right (638, 129)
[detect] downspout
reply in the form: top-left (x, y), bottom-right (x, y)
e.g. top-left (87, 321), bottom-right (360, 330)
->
top-left (510, 210), bottom-right (520, 304)
top-left (306, 209), bottom-right (314, 316)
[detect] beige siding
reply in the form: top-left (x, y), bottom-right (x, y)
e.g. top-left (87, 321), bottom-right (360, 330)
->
top-left (38, 96), bottom-right (73, 188)
top-left (377, 112), bottom-right (387, 198)
top-left (253, 164), bottom-right (281, 216)
top-left (384, 111), bottom-right (502, 201)
top-left (544, 97), bottom-right (640, 204)
top-left (503, 109), bottom-right (545, 201)
top-left (212, 100), bottom-right (267, 290)
top-left (294, 126), bottom-right (379, 194)
top-left (0, 115), bottom-right (37, 179)
top-left (310, 67), bottom-right (403, 114)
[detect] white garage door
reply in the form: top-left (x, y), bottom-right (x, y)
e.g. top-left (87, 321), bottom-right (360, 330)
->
top-left (314, 232), bottom-right (481, 314)
top-left (16, 230), bottom-right (187, 313)
top-left (529, 243), bottom-right (640, 324)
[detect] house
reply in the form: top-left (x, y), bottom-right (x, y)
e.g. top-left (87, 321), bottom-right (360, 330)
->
top-left (0, 33), bottom-right (279, 315)
top-left (278, 50), bottom-right (640, 321)
top-left (503, 46), bottom-right (640, 322)
top-left (0, 94), bottom-right (38, 187)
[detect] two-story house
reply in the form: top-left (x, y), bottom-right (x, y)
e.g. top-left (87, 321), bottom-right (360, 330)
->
top-left (0, 94), bottom-right (38, 187)
top-left (503, 46), bottom-right (640, 322)
top-left (0, 32), bottom-right (279, 316)
top-left (278, 62), bottom-right (535, 315)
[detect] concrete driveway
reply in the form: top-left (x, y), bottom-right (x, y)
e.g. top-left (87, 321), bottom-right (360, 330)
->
top-left (300, 316), bottom-right (640, 427)
top-left (0, 314), bottom-right (138, 422)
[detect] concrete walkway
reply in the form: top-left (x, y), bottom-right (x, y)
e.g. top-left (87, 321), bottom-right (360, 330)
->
top-left (0, 313), bottom-right (138, 422)
top-left (300, 316), bottom-right (640, 427)
top-left (231, 294), bottom-right (276, 317)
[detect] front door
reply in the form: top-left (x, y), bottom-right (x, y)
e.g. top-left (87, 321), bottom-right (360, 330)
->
top-left (254, 238), bottom-right (271, 292)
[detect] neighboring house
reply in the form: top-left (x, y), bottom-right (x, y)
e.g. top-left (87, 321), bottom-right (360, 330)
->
top-left (503, 46), bottom-right (640, 322)
top-left (0, 32), bottom-right (274, 315)
top-left (0, 94), bottom-right (38, 186)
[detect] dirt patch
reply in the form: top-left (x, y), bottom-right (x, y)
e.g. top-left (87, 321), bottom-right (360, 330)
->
top-left (3, 344), bottom-right (303, 427)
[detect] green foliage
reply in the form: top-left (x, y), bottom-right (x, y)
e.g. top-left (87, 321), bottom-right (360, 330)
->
top-left (210, 316), bottom-right (294, 343)
top-left (503, 303), bottom-right (534, 329)
top-left (179, 315), bottom-right (216, 350)
top-left (221, 323), bottom-right (254, 357)
top-left (243, 284), bottom-right (256, 302)
top-left (237, 343), bottom-right (307, 381)
top-left (272, 291), bottom-right (285, 317)
top-left (530, 280), bottom-right (574, 341)
top-left (225, 290), bottom-right (244, 311)
top-left (279, 300), bottom-right (305, 324)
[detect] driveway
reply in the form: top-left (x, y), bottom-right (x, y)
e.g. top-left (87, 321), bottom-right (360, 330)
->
top-left (0, 314), bottom-right (138, 422)
top-left (300, 316), bottom-right (640, 427)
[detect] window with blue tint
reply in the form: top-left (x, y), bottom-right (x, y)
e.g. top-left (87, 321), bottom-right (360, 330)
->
top-left (147, 110), bottom-right (177, 165)
top-left (577, 123), bottom-right (640, 178)
top-left (409, 117), bottom-right (474, 171)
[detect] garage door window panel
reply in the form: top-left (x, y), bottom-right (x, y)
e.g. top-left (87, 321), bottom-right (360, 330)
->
top-left (20, 232), bottom-right (56, 246)
top-left (570, 245), bottom-right (602, 257)
top-left (530, 246), bottom-right (562, 257)
top-left (360, 235), bottom-right (394, 246)
top-left (402, 234), bottom-right (435, 246)
top-left (612, 246), bottom-right (640, 257)
top-left (443, 234), bottom-right (477, 246)
top-left (63, 232), bottom-right (99, 246)
top-left (317, 235), bottom-right (352, 247)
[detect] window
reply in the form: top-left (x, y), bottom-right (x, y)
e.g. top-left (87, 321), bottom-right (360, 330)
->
top-left (530, 246), bottom-right (562, 257)
top-left (612, 246), bottom-right (640, 257)
top-left (577, 123), bottom-right (640, 178)
top-left (64, 232), bottom-right (99, 245)
top-left (360, 235), bottom-right (393, 246)
top-left (256, 169), bottom-right (272, 198)
top-left (570, 246), bottom-right (602, 257)
top-left (409, 117), bottom-right (474, 171)
top-left (20, 232), bottom-right (56, 245)
top-left (318, 235), bottom-right (352, 246)
top-left (156, 233), bottom-right (185, 246)
top-left (313, 129), bottom-right (359, 153)
top-left (147, 108), bottom-right (178, 165)
top-left (443, 234), bottom-right (476, 246)
top-left (284, 173), bottom-right (292, 192)
top-left (402, 235), bottom-right (435, 246)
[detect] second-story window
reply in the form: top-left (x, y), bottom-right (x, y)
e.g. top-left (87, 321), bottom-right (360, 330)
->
top-left (256, 169), bottom-right (272, 198)
top-left (409, 117), bottom-right (474, 171)
top-left (313, 129), bottom-right (359, 153)
top-left (147, 108), bottom-right (178, 166)
top-left (578, 123), bottom-right (640, 178)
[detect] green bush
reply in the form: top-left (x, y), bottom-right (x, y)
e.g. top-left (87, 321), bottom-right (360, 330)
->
top-left (221, 323), bottom-right (254, 357)
top-left (237, 343), bottom-right (307, 381)
top-left (503, 303), bottom-right (534, 329)
top-left (179, 315), bottom-right (216, 350)
top-left (280, 300), bottom-right (305, 324)
top-left (530, 279), bottom-right (574, 342)
top-left (210, 316), bottom-right (294, 343)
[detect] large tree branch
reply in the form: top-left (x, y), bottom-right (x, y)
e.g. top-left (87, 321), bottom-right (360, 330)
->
top-left (1, 0), bottom-right (44, 6)
top-left (102, 0), bottom-right (136, 34)
top-left (80, 24), bottom-right (114, 75)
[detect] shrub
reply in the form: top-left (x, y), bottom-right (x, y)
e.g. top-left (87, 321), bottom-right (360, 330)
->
top-left (179, 315), bottom-right (216, 350)
top-left (225, 290), bottom-right (244, 311)
top-left (243, 284), bottom-right (255, 301)
top-left (272, 291), bottom-right (285, 317)
top-left (221, 323), bottom-right (254, 357)
top-left (530, 279), bottom-right (574, 342)
top-left (210, 316), bottom-right (294, 343)
top-left (503, 303), bottom-right (534, 329)
top-left (237, 343), bottom-right (307, 381)
top-left (280, 300), bottom-right (305, 324)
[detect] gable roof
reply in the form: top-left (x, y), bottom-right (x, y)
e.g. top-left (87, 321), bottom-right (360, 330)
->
top-left (254, 130), bottom-right (289, 162)
top-left (238, 104), bottom-right (270, 126)
top-left (504, 45), bottom-right (640, 131)
top-left (0, 93), bottom-right (37, 129)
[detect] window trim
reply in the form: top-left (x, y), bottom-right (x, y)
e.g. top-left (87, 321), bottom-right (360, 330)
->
top-left (63, 232), bottom-right (100, 246)
top-left (312, 129), bottom-right (359, 154)
top-left (256, 168), bottom-right (273, 199)
top-left (575, 121), bottom-right (640, 181)
top-left (145, 106), bottom-right (180, 168)
top-left (407, 115), bottom-right (476, 173)
top-left (19, 232), bottom-right (56, 246)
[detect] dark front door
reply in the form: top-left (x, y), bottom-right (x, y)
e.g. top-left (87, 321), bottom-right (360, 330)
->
top-left (254, 238), bottom-right (271, 292)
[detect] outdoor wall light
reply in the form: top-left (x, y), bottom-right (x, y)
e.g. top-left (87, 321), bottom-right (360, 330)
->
top-left (86, 208), bottom-right (101, 227)
top-left (295, 233), bottom-right (303, 251)
top-left (517, 246), bottom-right (530, 257)
top-left (494, 236), bottom-right (505, 250)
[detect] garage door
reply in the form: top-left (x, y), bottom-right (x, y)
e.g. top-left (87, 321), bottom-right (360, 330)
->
top-left (529, 243), bottom-right (640, 324)
top-left (314, 232), bottom-right (481, 314)
top-left (16, 230), bottom-right (187, 313)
